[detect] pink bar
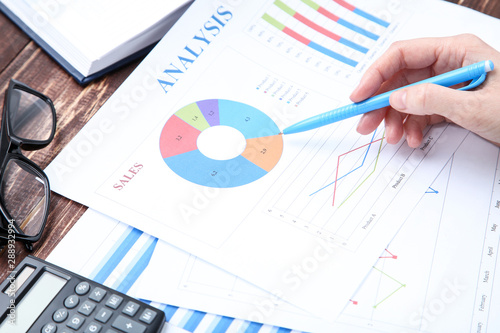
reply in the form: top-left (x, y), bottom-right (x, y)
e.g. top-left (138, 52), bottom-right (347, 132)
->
top-left (283, 27), bottom-right (311, 45)
top-left (333, 0), bottom-right (356, 11)
top-left (294, 12), bottom-right (341, 41)
top-left (318, 6), bottom-right (340, 22)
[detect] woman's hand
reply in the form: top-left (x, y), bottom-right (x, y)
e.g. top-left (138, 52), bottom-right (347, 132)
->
top-left (350, 34), bottom-right (500, 147)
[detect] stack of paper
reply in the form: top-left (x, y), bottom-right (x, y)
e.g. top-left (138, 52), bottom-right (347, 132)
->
top-left (45, 0), bottom-right (500, 332)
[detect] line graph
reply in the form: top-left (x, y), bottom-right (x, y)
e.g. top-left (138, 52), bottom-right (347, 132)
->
top-left (263, 122), bottom-right (454, 250)
top-left (371, 266), bottom-right (406, 309)
top-left (350, 251), bottom-right (404, 309)
top-left (337, 137), bottom-right (500, 331)
top-left (379, 248), bottom-right (397, 259)
top-left (334, 135), bottom-right (384, 207)
top-left (425, 186), bottom-right (439, 194)
top-left (310, 130), bottom-right (379, 196)
top-left (308, 129), bottom-right (385, 207)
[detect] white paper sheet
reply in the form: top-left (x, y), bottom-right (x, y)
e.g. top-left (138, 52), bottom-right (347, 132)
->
top-left (45, 0), bottom-right (500, 322)
top-left (47, 132), bottom-right (500, 333)
top-left (123, 131), bottom-right (500, 332)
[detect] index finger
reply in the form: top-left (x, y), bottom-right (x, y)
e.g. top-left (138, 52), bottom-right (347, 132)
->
top-left (349, 36), bottom-right (467, 102)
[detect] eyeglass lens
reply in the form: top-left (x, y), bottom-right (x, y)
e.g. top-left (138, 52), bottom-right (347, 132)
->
top-left (0, 85), bottom-right (53, 239)
top-left (1, 159), bottom-right (47, 237)
top-left (8, 87), bottom-right (54, 142)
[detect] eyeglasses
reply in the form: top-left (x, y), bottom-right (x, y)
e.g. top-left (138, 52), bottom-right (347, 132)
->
top-left (0, 79), bottom-right (56, 251)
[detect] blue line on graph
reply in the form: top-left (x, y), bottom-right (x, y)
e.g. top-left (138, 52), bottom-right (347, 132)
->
top-left (310, 129), bottom-right (378, 196)
top-left (425, 187), bottom-right (439, 194)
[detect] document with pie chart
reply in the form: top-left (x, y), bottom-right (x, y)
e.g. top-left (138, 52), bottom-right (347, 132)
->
top-left (45, 0), bottom-right (500, 322)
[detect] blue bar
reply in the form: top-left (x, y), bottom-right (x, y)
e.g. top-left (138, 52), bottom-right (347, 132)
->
top-left (213, 317), bottom-right (234, 332)
top-left (244, 322), bottom-right (263, 333)
top-left (89, 226), bottom-right (133, 280)
top-left (308, 41), bottom-right (358, 67)
top-left (163, 305), bottom-right (180, 322)
top-left (276, 328), bottom-right (292, 333)
top-left (203, 317), bottom-right (221, 332)
top-left (337, 18), bottom-right (379, 40)
top-left (92, 228), bottom-right (143, 284)
top-left (115, 238), bottom-right (158, 293)
top-left (338, 37), bottom-right (368, 53)
top-left (353, 8), bottom-right (390, 27)
top-left (183, 310), bottom-right (206, 331)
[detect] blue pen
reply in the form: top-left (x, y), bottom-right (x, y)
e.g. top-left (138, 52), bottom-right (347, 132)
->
top-left (282, 60), bottom-right (494, 135)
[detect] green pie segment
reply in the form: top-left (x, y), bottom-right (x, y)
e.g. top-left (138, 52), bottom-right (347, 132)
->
top-left (175, 102), bottom-right (211, 132)
top-left (159, 99), bottom-right (283, 188)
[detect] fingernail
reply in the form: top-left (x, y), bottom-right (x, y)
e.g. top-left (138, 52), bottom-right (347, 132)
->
top-left (391, 90), bottom-right (407, 110)
top-left (356, 114), bottom-right (367, 133)
top-left (349, 88), bottom-right (359, 101)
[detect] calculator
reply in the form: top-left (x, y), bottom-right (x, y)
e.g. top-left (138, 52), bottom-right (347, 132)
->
top-left (0, 255), bottom-right (165, 333)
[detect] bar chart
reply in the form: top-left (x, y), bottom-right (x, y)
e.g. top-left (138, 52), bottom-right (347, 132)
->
top-left (247, 0), bottom-right (393, 80)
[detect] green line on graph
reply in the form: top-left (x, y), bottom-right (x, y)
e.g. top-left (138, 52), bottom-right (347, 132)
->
top-left (338, 133), bottom-right (385, 207)
top-left (372, 266), bottom-right (406, 309)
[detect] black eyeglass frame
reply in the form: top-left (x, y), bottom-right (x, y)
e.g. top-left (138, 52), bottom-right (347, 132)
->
top-left (0, 79), bottom-right (56, 251)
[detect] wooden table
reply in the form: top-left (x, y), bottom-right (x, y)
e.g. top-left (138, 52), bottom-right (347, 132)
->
top-left (0, 0), bottom-right (499, 281)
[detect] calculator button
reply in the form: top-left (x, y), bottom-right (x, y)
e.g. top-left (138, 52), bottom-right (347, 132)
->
top-left (112, 315), bottom-right (146, 333)
top-left (64, 295), bottom-right (80, 309)
top-left (95, 307), bottom-right (113, 323)
top-left (78, 300), bottom-right (97, 316)
top-left (67, 314), bottom-right (85, 330)
top-left (138, 309), bottom-right (157, 324)
top-left (122, 301), bottom-right (140, 316)
top-left (53, 308), bottom-right (69, 322)
top-left (75, 281), bottom-right (90, 295)
top-left (105, 294), bottom-right (123, 309)
top-left (41, 322), bottom-right (57, 333)
top-left (89, 287), bottom-right (107, 302)
top-left (84, 321), bottom-right (102, 333)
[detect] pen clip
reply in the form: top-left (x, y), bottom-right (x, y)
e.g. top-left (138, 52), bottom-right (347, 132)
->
top-left (458, 72), bottom-right (487, 91)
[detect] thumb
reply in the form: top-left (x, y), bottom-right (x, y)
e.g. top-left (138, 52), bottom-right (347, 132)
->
top-left (389, 83), bottom-right (477, 125)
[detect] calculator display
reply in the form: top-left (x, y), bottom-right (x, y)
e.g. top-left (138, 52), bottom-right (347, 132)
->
top-left (0, 256), bottom-right (165, 333)
top-left (0, 271), bottom-right (67, 333)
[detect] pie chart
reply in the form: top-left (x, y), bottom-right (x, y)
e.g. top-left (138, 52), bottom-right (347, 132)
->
top-left (159, 99), bottom-right (283, 188)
